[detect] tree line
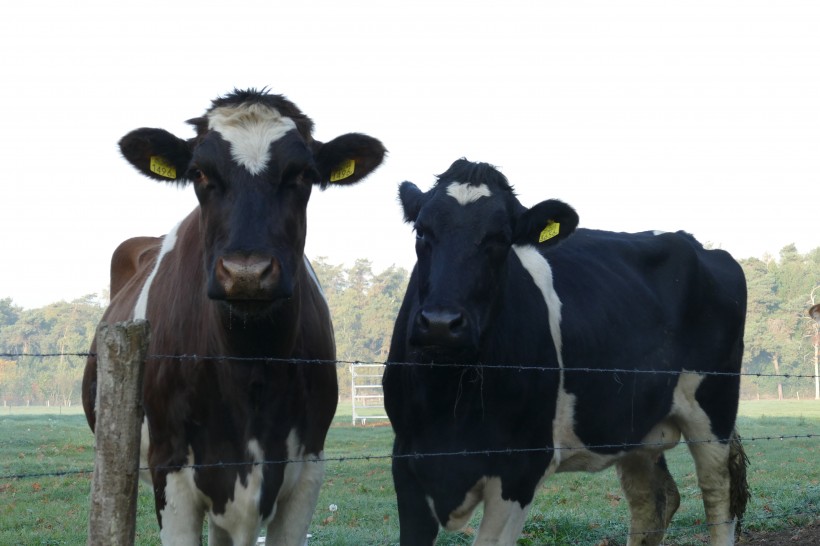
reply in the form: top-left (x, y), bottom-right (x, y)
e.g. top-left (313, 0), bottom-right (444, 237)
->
top-left (0, 245), bottom-right (818, 406)
top-left (741, 245), bottom-right (820, 400)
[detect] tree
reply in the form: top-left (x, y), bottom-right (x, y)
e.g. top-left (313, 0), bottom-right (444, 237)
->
top-left (741, 245), bottom-right (820, 400)
top-left (0, 298), bottom-right (21, 327)
top-left (311, 259), bottom-right (409, 398)
top-left (0, 359), bottom-right (18, 405)
top-left (0, 295), bottom-right (103, 405)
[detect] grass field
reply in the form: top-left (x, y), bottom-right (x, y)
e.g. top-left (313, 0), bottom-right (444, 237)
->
top-left (1, 400), bottom-right (818, 545)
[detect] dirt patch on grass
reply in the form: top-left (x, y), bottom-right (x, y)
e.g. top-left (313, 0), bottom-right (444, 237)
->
top-left (739, 520), bottom-right (820, 544)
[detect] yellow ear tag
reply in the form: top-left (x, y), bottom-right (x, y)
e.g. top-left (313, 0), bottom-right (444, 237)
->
top-left (149, 156), bottom-right (177, 179)
top-left (329, 159), bottom-right (356, 182)
top-left (539, 221), bottom-right (560, 243)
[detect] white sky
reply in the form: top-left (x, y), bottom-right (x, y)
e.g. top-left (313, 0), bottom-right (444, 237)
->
top-left (1, 1), bottom-right (818, 309)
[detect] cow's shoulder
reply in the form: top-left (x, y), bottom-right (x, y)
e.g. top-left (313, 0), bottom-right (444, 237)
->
top-left (536, 230), bottom-right (703, 345)
top-left (543, 228), bottom-right (710, 290)
top-left (109, 236), bottom-right (162, 300)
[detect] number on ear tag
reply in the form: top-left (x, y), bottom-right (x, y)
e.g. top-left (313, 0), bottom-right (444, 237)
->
top-left (330, 159), bottom-right (356, 182)
top-left (149, 156), bottom-right (177, 179)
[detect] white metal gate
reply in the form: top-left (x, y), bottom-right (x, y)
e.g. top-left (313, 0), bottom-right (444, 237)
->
top-left (350, 363), bottom-right (388, 426)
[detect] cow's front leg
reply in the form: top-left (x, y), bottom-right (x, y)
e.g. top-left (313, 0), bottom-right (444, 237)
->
top-left (473, 477), bottom-right (532, 546)
top-left (265, 456), bottom-right (325, 546)
top-left (392, 455), bottom-right (440, 546)
top-left (155, 467), bottom-right (205, 546)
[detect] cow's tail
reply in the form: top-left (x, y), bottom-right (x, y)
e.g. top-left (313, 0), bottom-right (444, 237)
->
top-left (728, 428), bottom-right (750, 534)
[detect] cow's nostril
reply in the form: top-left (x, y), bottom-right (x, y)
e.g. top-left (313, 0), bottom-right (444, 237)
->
top-left (415, 308), bottom-right (469, 346)
top-left (258, 258), bottom-right (281, 292)
top-left (449, 313), bottom-right (464, 332)
top-left (216, 255), bottom-right (280, 299)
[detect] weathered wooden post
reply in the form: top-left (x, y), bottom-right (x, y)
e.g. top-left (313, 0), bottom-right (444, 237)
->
top-left (88, 320), bottom-right (149, 546)
top-left (810, 303), bottom-right (820, 400)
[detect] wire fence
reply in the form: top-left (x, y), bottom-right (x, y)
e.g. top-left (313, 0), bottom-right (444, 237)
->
top-left (2, 350), bottom-right (819, 543)
top-left (3, 351), bottom-right (820, 380)
top-left (2, 433), bottom-right (819, 482)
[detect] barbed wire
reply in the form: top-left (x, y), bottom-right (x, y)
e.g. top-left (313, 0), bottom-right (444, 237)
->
top-left (0, 352), bottom-right (92, 359)
top-left (2, 433), bottom-right (817, 482)
top-left (0, 468), bottom-right (93, 480)
top-left (2, 352), bottom-right (819, 380)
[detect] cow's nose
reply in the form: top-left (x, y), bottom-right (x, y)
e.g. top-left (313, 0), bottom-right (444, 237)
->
top-left (414, 308), bottom-right (470, 347)
top-left (215, 254), bottom-right (281, 299)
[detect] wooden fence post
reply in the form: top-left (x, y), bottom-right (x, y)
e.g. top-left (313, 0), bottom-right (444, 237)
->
top-left (88, 320), bottom-right (150, 546)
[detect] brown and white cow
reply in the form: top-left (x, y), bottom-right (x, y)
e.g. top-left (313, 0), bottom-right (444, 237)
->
top-left (82, 89), bottom-right (385, 545)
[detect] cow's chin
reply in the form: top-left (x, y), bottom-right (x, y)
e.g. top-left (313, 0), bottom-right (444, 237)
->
top-left (406, 345), bottom-right (480, 367)
top-left (219, 298), bottom-right (288, 320)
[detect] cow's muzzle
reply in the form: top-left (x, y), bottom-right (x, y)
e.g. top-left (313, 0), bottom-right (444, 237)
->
top-left (212, 254), bottom-right (288, 301)
top-left (410, 306), bottom-right (474, 353)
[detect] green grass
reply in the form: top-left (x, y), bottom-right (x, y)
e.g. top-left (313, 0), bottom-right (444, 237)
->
top-left (1, 401), bottom-right (818, 545)
top-left (737, 399), bottom-right (820, 419)
top-left (0, 405), bottom-right (85, 417)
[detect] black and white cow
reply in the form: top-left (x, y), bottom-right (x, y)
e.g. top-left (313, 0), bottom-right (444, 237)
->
top-left (82, 89), bottom-right (385, 545)
top-left (383, 159), bottom-right (749, 545)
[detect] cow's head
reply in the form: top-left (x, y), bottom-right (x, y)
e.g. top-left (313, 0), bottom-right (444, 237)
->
top-left (399, 159), bottom-right (578, 362)
top-left (119, 88), bottom-right (385, 314)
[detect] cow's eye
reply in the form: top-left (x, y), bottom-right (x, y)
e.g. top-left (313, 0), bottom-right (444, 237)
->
top-left (282, 170), bottom-right (302, 187)
top-left (283, 165), bottom-right (316, 187)
top-left (188, 168), bottom-right (207, 185)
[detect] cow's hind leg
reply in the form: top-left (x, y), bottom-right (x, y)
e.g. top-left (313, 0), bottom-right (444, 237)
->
top-left (684, 434), bottom-right (734, 544)
top-left (681, 428), bottom-right (749, 546)
top-left (392, 455), bottom-right (439, 546)
top-left (616, 452), bottom-right (680, 546)
top-left (674, 373), bottom-right (747, 545)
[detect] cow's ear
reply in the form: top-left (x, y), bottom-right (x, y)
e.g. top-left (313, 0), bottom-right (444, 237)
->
top-left (314, 133), bottom-right (386, 188)
top-left (119, 128), bottom-right (193, 185)
top-left (513, 199), bottom-right (579, 247)
top-left (398, 182), bottom-right (426, 223)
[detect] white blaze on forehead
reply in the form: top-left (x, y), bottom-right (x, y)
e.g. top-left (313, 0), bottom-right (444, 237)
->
top-left (446, 182), bottom-right (492, 205)
top-left (208, 103), bottom-right (298, 175)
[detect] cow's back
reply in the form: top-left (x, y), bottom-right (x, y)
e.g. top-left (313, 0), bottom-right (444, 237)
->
top-left (82, 234), bottom-right (162, 430)
top-left (109, 236), bottom-right (163, 300)
top-left (547, 229), bottom-right (746, 373)
top-left (545, 229), bottom-right (746, 453)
